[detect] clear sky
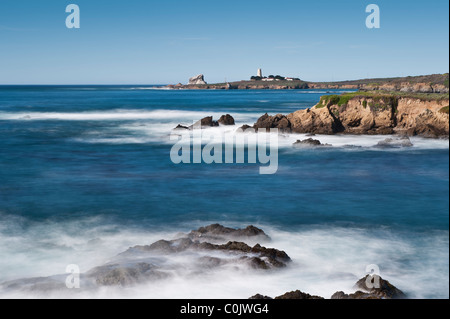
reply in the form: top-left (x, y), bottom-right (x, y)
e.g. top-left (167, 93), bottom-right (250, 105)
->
top-left (0, 0), bottom-right (448, 84)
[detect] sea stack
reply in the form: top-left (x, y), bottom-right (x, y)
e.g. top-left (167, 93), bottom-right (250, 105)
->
top-left (188, 74), bottom-right (207, 85)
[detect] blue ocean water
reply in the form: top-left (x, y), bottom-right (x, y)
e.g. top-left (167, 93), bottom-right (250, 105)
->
top-left (0, 86), bottom-right (448, 298)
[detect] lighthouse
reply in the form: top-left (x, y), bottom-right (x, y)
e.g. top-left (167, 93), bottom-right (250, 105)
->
top-left (257, 68), bottom-right (263, 78)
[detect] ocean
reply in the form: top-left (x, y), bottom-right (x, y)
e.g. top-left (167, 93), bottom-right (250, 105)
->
top-left (0, 85), bottom-right (448, 298)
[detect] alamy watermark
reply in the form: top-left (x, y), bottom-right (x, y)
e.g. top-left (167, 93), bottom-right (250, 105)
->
top-left (365, 264), bottom-right (381, 289)
top-left (66, 4), bottom-right (80, 29)
top-left (366, 4), bottom-right (381, 29)
top-left (65, 264), bottom-right (80, 289)
top-left (170, 125), bottom-right (279, 175)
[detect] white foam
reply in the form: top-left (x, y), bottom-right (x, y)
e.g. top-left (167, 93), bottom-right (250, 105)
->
top-left (0, 110), bottom-right (260, 122)
top-left (0, 215), bottom-right (447, 299)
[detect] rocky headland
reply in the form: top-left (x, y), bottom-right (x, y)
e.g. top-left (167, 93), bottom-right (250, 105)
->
top-left (249, 92), bottom-right (449, 138)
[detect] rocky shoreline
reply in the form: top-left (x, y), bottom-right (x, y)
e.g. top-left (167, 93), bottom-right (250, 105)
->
top-left (0, 224), bottom-right (407, 299)
top-left (249, 92), bottom-right (449, 138)
top-left (174, 91), bottom-right (449, 139)
top-left (167, 73), bottom-right (449, 93)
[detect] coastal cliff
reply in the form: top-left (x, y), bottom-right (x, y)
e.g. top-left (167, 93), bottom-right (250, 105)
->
top-left (253, 92), bottom-right (449, 138)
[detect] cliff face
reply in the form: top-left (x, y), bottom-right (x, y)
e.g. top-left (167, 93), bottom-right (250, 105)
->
top-left (254, 94), bottom-right (449, 138)
top-left (308, 82), bottom-right (449, 93)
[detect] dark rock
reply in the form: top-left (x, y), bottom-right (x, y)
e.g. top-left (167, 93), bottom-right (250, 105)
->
top-left (200, 116), bottom-right (219, 127)
top-left (218, 114), bottom-right (235, 126)
top-left (293, 138), bottom-right (332, 148)
top-left (354, 275), bottom-right (406, 299)
top-left (331, 291), bottom-right (382, 300)
top-left (174, 124), bottom-right (189, 130)
top-left (188, 224), bottom-right (271, 243)
top-left (238, 125), bottom-right (253, 131)
top-left (275, 290), bottom-right (324, 300)
top-left (376, 137), bottom-right (413, 148)
top-left (368, 127), bottom-right (395, 135)
top-left (254, 113), bottom-right (291, 132)
top-left (88, 263), bottom-right (168, 287)
top-left (249, 294), bottom-right (273, 300)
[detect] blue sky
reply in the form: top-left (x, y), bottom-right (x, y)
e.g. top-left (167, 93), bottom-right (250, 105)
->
top-left (0, 0), bottom-right (448, 84)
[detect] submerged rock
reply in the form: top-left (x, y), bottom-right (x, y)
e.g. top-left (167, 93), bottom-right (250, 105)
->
top-left (174, 124), bottom-right (190, 131)
top-left (293, 138), bottom-right (332, 148)
top-left (376, 137), bottom-right (413, 148)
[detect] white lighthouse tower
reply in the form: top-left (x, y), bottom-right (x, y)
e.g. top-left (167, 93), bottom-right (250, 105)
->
top-left (257, 68), bottom-right (263, 78)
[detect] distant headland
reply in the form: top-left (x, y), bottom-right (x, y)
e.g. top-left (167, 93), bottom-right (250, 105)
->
top-left (166, 70), bottom-right (449, 94)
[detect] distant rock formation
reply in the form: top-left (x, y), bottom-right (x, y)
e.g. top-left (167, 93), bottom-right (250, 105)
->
top-left (173, 115), bottom-right (236, 131)
top-left (188, 74), bottom-right (207, 85)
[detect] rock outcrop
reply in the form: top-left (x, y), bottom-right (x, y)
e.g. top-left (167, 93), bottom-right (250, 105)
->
top-left (218, 114), bottom-right (235, 126)
top-left (376, 137), bottom-right (413, 148)
top-left (253, 113), bottom-right (291, 132)
top-left (293, 138), bottom-right (332, 148)
top-left (173, 115), bottom-right (235, 131)
top-left (188, 74), bottom-right (207, 85)
top-left (274, 290), bottom-right (324, 300)
top-left (251, 275), bottom-right (406, 300)
top-left (331, 275), bottom-right (406, 299)
top-left (0, 224), bottom-right (289, 294)
top-left (250, 94), bottom-right (449, 138)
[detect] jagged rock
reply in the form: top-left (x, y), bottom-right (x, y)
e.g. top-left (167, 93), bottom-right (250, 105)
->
top-left (88, 263), bottom-right (168, 287)
top-left (188, 224), bottom-right (271, 243)
top-left (376, 137), bottom-right (413, 148)
top-left (254, 113), bottom-right (291, 132)
top-left (293, 138), bottom-right (332, 148)
top-left (275, 290), bottom-right (324, 300)
top-left (331, 291), bottom-right (382, 300)
top-left (173, 124), bottom-right (189, 131)
top-left (188, 74), bottom-right (207, 85)
top-left (249, 294), bottom-right (273, 300)
top-left (331, 275), bottom-right (406, 299)
top-left (218, 114), bottom-right (235, 126)
top-left (238, 125), bottom-right (253, 131)
top-left (354, 275), bottom-right (406, 299)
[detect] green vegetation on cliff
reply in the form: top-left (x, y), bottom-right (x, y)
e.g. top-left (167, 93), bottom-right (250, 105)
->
top-left (315, 91), bottom-right (449, 109)
top-left (439, 105), bottom-right (449, 114)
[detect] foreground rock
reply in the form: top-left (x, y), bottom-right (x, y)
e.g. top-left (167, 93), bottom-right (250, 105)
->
top-left (249, 290), bottom-right (324, 300)
top-left (187, 224), bottom-right (271, 243)
top-left (0, 224), bottom-right (289, 294)
top-left (331, 275), bottom-right (406, 299)
top-left (251, 275), bottom-right (406, 300)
